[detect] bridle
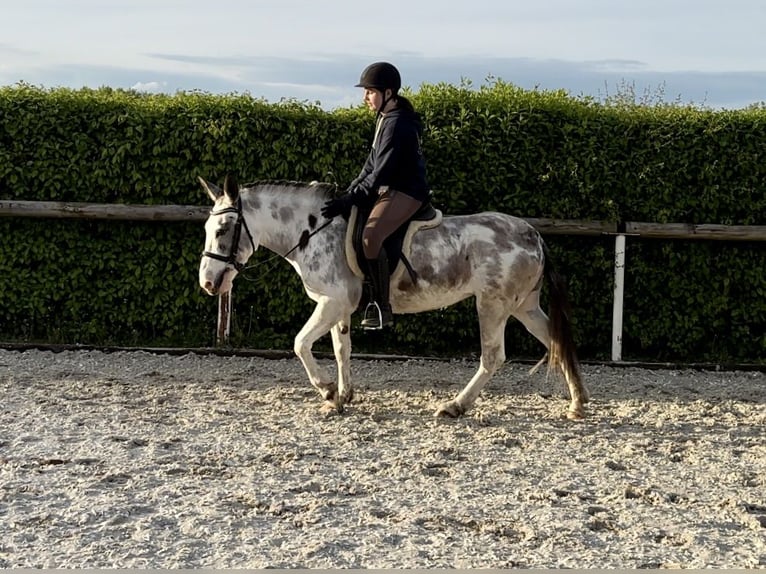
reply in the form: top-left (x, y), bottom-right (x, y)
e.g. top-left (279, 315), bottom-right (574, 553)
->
top-left (201, 188), bottom-right (335, 284)
top-left (201, 198), bottom-right (256, 272)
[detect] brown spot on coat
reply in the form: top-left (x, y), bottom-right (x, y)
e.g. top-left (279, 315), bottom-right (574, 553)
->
top-left (477, 214), bottom-right (538, 252)
top-left (279, 206), bottom-right (293, 223)
top-left (298, 230), bottom-right (310, 250)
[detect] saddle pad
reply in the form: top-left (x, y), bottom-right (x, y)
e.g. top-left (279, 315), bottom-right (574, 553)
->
top-left (344, 204), bottom-right (443, 280)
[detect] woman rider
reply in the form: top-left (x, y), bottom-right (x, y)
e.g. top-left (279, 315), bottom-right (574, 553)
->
top-left (321, 62), bottom-right (430, 329)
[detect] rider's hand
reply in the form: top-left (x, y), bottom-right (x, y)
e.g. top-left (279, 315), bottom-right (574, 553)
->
top-left (321, 192), bottom-right (355, 219)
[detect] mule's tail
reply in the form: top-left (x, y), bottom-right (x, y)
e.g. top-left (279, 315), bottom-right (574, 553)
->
top-left (543, 242), bottom-right (589, 407)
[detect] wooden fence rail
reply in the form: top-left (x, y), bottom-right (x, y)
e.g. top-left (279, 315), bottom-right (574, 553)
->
top-left (1, 200), bottom-right (764, 361)
top-left (624, 221), bottom-right (766, 241)
top-left (2, 200), bottom-right (765, 240)
top-left (0, 200), bottom-right (210, 221)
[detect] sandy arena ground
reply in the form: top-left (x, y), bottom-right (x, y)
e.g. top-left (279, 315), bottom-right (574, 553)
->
top-left (0, 348), bottom-right (764, 568)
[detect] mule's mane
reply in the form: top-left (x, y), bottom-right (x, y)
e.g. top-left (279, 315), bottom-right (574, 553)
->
top-left (242, 179), bottom-right (336, 198)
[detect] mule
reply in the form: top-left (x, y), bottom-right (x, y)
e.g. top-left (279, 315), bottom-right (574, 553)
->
top-left (198, 175), bottom-right (589, 419)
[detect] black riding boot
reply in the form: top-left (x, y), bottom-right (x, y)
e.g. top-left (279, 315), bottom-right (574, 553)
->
top-left (362, 249), bottom-right (394, 329)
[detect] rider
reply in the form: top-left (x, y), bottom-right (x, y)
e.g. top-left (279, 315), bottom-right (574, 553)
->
top-left (321, 62), bottom-right (430, 329)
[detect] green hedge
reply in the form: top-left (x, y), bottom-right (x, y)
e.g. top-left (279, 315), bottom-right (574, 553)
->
top-left (0, 82), bottom-right (764, 362)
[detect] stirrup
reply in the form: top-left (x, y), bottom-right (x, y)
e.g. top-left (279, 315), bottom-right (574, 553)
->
top-left (361, 302), bottom-right (393, 330)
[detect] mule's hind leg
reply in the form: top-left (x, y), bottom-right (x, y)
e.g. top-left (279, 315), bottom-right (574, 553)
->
top-left (435, 297), bottom-right (510, 418)
top-left (512, 289), bottom-right (588, 419)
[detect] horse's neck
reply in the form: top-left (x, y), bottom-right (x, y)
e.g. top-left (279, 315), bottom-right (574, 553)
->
top-left (243, 186), bottom-right (323, 256)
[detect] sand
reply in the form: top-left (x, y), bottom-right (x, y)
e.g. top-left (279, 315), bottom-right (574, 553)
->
top-left (1, 348), bottom-right (764, 568)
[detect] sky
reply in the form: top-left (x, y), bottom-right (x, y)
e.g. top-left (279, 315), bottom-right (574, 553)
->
top-left (1, 0), bottom-right (765, 110)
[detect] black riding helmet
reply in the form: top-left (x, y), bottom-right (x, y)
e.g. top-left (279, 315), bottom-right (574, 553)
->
top-left (355, 62), bottom-right (401, 93)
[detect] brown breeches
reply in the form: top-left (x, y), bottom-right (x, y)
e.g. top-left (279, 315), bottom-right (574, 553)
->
top-left (362, 189), bottom-right (423, 259)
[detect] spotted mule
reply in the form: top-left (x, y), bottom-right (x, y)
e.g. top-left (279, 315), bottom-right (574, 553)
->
top-left (198, 175), bottom-right (589, 419)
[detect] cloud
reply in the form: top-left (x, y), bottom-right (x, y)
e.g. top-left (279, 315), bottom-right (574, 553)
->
top-left (145, 53), bottom-right (255, 66)
top-left (582, 60), bottom-right (649, 72)
top-left (131, 81), bottom-right (168, 93)
top-left (2, 53), bottom-right (764, 110)
top-left (0, 42), bottom-right (37, 57)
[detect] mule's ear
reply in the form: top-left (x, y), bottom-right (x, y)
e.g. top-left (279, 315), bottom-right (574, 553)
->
top-left (198, 176), bottom-right (222, 202)
top-left (223, 173), bottom-right (240, 203)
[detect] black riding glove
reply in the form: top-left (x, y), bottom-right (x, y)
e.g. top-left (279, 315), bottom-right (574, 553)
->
top-left (321, 192), bottom-right (356, 219)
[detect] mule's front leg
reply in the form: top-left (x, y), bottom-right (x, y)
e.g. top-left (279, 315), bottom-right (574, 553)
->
top-left (329, 318), bottom-right (353, 410)
top-left (293, 299), bottom-right (352, 412)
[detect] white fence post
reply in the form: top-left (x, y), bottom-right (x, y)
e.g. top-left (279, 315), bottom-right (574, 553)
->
top-left (611, 234), bottom-right (626, 362)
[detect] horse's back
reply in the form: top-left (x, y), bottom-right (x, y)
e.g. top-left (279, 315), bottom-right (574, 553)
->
top-left (392, 211), bottom-right (544, 308)
top-left (434, 211), bottom-right (542, 255)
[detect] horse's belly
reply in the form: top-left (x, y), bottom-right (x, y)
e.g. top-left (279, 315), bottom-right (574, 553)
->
top-left (392, 285), bottom-right (473, 314)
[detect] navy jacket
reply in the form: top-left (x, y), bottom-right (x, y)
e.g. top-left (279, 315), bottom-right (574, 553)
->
top-left (348, 107), bottom-right (430, 204)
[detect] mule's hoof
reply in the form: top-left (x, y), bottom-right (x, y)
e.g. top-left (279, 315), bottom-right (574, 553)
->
top-left (434, 401), bottom-right (465, 418)
top-left (320, 386), bottom-right (353, 404)
top-left (566, 408), bottom-right (585, 420)
top-left (318, 384), bottom-right (338, 402)
top-left (319, 400), bottom-right (343, 415)
top-left (341, 388), bottom-right (355, 404)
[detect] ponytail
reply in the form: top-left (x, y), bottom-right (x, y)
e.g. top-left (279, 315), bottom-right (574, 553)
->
top-left (396, 95), bottom-right (415, 113)
top-left (394, 95), bottom-right (424, 133)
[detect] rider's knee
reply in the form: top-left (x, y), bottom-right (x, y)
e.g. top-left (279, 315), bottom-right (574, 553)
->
top-left (362, 233), bottom-right (382, 259)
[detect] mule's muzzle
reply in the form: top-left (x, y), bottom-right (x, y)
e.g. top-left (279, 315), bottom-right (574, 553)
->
top-left (201, 280), bottom-right (218, 296)
top-left (199, 265), bottom-right (231, 296)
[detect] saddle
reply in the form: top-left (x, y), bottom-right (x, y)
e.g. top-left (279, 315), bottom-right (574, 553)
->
top-left (344, 200), bottom-right (443, 286)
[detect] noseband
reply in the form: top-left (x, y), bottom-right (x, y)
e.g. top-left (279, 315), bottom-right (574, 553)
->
top-left (201, 199), bottom-right (256, 272)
